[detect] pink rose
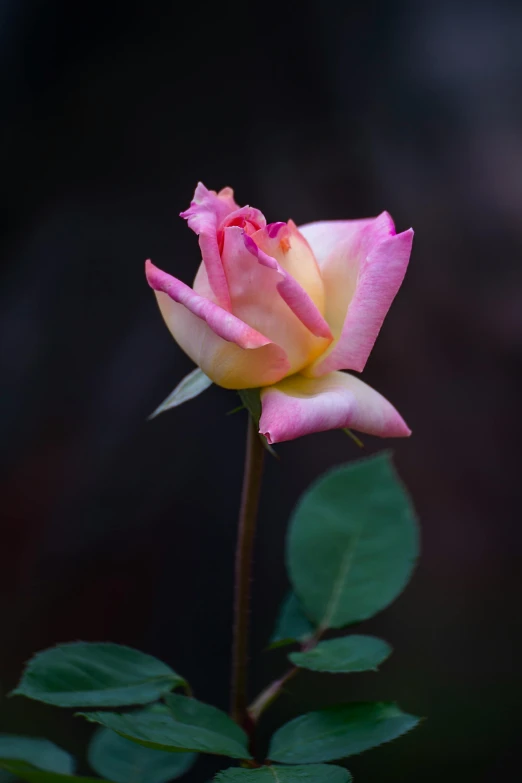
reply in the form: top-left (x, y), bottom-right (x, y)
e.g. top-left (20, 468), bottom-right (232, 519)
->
top-left (146, 183), bottom-right (413, 444)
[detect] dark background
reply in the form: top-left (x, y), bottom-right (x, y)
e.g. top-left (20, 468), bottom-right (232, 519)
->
top-left (1, 1), bottom-right (521, 781)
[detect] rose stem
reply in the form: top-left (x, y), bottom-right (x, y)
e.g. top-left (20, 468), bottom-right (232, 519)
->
top-left (247, 666), bottom-right (298, 723)
top-left (231, 415), bottom-right (265, 731)
top-left (247, 634), bottom-right (321, 723)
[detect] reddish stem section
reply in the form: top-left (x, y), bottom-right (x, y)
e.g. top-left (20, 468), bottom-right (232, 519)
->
top-left (230, 416), bottom-right (265, 731)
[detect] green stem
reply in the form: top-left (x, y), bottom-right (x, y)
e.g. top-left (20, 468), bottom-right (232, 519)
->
top-left (231, 416), bottom-right (265, 728)
top-left (247, 667), bottom-right (298, 723)
top-left (247, 635), bottom-right (321, 723)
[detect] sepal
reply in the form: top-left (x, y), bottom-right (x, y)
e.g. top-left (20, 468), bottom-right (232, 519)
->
top-left (149, 368), bottom-right (212, 419)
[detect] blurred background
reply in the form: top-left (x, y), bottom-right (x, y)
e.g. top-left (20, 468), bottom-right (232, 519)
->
top-left (1, 0), bottom-right (521, 781)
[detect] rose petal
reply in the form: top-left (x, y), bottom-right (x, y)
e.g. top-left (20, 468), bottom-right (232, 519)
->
top-left (180, 182), bottom-right (238, 310)
top-left (181, 182), bottom-right (239, 232)
top-left (146, 260), bottom-right (290, 388)
top-left (244, 230), bottom-right (332, 340)
top-left (220, 228), bottom-right (331, 374)
top-left (253, 220), bottom-right (326, 320)
top-left (259, 371), bottom-right (411, 444)
top-left (219, 205), bottom-right (266, 235)
top-left (299, 214), bottom-right (413, 374)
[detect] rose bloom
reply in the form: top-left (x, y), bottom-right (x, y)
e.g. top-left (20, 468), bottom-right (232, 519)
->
top-left (146, 183), bottom-right (413, 444)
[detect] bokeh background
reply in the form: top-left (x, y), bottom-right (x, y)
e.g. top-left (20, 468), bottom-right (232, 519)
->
top-left (1, 1), bottom-right (521, 781)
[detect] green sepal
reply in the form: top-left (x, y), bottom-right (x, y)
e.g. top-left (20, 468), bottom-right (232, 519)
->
top-left (149, 369), bottom-right (213, 419)
top-left (341, 429), bottom-right (364, 449)
top-left (237, 389), bottom-right (277, 457)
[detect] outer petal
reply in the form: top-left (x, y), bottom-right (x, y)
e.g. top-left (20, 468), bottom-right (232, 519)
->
top-left (299, 214), bottom-right (413, 375)
top-left (180, 182), bottom-right (239, 310)
top-left (259, 371), bottom-right (411, 444)
top-left (220, 227), bottom-right (331, 375)
top-left (146, 260), bottom-right (290, 389)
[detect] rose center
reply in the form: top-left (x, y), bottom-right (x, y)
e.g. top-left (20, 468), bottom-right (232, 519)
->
top-left (217, 212), bottom-right (265, 252)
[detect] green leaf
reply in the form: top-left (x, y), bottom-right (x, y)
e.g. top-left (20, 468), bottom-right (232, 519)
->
top-left (0, 740), bottom-right (110, 783)
top-left (270, 593), bottom-right (314, 649)
top-left (215, 765), bottom-right (351, 783)
top-left (0, 736), bottom-right (74, 774)
top-left (287, 453), bottom-right (419, 629)
top-left (78, 694), bottom-right (251, 760)
top-left (88, 728), bottom-right (196, 783)
top-left (0, 762), bottom-right (110, 783)
top-left (288, 636), bottom-right (392, 673)
top-left (149, 369), bottom-right (213, 419)
top-left (268, 702), bottom-right (420, 763)
top-left (12, 642), bottom-right (187, 707)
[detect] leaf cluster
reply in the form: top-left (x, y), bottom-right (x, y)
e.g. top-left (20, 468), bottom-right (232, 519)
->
top-left (6, 454), bottom-right (420, 782)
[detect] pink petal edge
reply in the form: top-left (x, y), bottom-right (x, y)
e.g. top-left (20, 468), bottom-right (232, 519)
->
top-left (180, 182), bottom-right (236, 311)
top-left (321, 228), bottom-right (414, 374)
top-left (146, 260), bottom-right (273, 349)
top-left (259, 371), bottom-right (411, 444)
top-left (301, 218), bottom-right (413, 375)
